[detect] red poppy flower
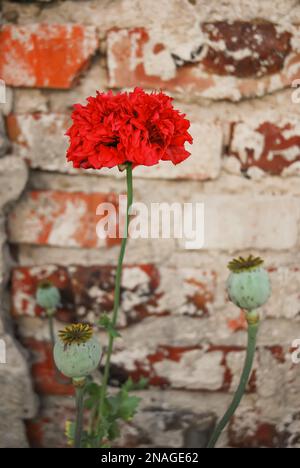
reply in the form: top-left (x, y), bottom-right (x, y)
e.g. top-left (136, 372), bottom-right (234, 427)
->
top-left (66, 88), bottom-right (192, 169)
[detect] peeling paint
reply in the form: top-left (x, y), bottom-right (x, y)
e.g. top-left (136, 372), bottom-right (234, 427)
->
top-left (0, 24), bottom-right (98, 89)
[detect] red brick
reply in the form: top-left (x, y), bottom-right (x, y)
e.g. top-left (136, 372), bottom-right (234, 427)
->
top-left (11, 264), bottom-right (161, 323)
top-left (11, 265), bottom-right (216, 324)
top-left (227, 310), bottom-right (247, 333)
top-left (6, 113), bottom-right (222, 180)
top-left (229, 118), bottom-right (300, 174)
top-left (0, 24), bottom-right (98, 88)
top-left (277, 411), bottom-right (300, 448)
top-left (107, 25), bottom-right (300, 100)
top-left (228, 408), bottom-right (300, 448)
top-left (8, 190), bottom-right (120, 249)
top-left (26, 396), bottom-right (215, 448)
top-left (22, 339), bottom-right (249, 394)
top-left (22, 338), bottom-right (73, 396)
top-left (11, 265), bottom-right (75, 320)
top-left (69, 264), bottom-right (162, 326)
top-left (201, 21), bottom-right (291, 78)
top-left (6, 113), bottom-right (70, 171)
top-left (229, 411), bottom-right (279, 448)
top-left (26, 397), bottom-right (74, 448)
top-left (112, 344), bottom-right (257, 392)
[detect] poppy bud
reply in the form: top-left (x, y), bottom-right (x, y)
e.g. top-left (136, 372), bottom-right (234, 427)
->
top-left (226, 255), bottom-right (271, 312)
top-left (36, 281), bottom-right (61, 312)
top-left (53, 324), bottom-right (102, 379)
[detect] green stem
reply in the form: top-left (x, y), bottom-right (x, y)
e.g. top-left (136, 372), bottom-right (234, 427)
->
top-left (74, 382), bottom-right (85, 449)
top-left (207, 322), bottom-right (259, 448)
top-left (47, 311), bottom-right (55, 348)
top-left (97, 163), bottom-right (133, 442)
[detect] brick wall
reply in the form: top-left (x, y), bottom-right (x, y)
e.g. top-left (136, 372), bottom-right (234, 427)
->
top-left (1, 0), bottom-right (300, 448)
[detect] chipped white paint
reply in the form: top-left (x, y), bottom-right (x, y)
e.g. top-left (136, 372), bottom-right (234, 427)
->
top-left (122, 267), bottom-right (150, 290)
top-left (154, 350), bottom-right (224, 390)
top-left (231, 122), bottom-right (265, 164)
top-left (48, 198), bottom-right (87, 246)
top-left (112, 346), bottom-right (150, 372)
top-left (10, 113), bottom-right (70, 171)
top-left (13, 290), bottom-right (36, 317)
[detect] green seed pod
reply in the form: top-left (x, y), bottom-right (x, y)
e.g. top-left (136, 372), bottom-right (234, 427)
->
top-left (53, 324), bottom-right (102, 379)
top-left (226, 255), bottom-right (271, 311)
top-left (36, 281), bottom-right (61, 311)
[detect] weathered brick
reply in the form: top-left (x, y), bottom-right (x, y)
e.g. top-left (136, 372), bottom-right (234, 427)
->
top-left (0, 153), bottom-right (34, 448)
top-left (0, 335), bottom-right (37, 447)
top-left (228, 400), bottom-right (300, 448)
top-left (11, 265), bottom-right (75, 320)
top-left (21, 337), bottom-right (300, 445)
top-left (6, 113), bottom-right (222, 180)
top-left (21, 338), bottom-right (73, 396)
top-left (265, 266), bottom-right (300, 321)
top-left (199, 195), bottom-right (299, 250)
top-left (11, 265), bottom-right (216, 324)
top-left (112, 343), bottom-right (257, 391)
top-left (229, 409), bottom-right (279, 448)
top-left (26, 397), bottom-right (75, 448)
top-left (107, 25), bottom-right (300, 100)
top-left (276, 411), bottom-right (300, 448)
top-left (14, 341), bottom-right (250, 394)
top-left (0, 156), bottom-right (28, 209)
top-left (69, 264), bottom-right (161, 326)
top-left (6, 113), bottom-right (70, 171)
top-left (227, 390), bottom-right (300, 448)
top-left (229, 116), bottom-right (300, 175)
top-left (8, 190), bottom-right (120, 249)
top-left (13, 89), bottom-right (49, 114)
top-left (151, 348), bottom-right (225, 390)
top-left (0, 24), bottom-right (98, 88)
top-left (8, 0), bottom-right (300, 31)
top-left (26, 394), bottom-right (216, 448)
top-left (201, 22), bottom-right (291, 78)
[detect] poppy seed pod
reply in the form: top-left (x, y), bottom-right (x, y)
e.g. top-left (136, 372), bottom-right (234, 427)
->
top-left (226, 255), bottom-right (271, 311)
top-left (36, 281), bottom-right (61, 311)
top-left (54, 324), bottom-right (102, 379)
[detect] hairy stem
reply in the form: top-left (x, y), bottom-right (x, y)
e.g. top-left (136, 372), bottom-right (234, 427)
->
top-left (74, 381), bottom-right (85, 449)
top-left (97, 163), bottom-right (133, 443)
top-left (47, 311), bottom-right (55, 348)
top-left (207, 321), bottom-right (258, 448)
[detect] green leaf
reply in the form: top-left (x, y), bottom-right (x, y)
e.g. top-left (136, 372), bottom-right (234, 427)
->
top-left (85, 382), bottom-right (101, 396)
top-left (108, 327), bottom-right (121, 338)
top-left (80, 377), bottom-right (143, 446)
top-left (135, 377), bottom-right (149, 390)
top-left (108, 420), bottom-right (121, 440)
top-left (118, 394), bottom-right (141, 421)
top-left (122, 377), bottom-right (134, 392)
top-left (98, 313), bottom-right (111, 328)
top-left (108, 388), bottom-right (141, 422)
top-left (122, 377), bottom-right (149, 391)
top-left (84, 382), bottom-right (101, 409)
top-left (98, 314), bottom-right (121, 338)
